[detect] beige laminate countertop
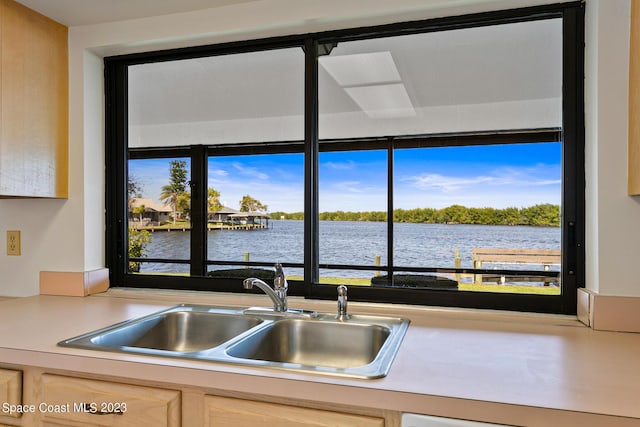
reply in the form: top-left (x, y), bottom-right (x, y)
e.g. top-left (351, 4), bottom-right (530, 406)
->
top-left (0, 291), bottom-right (639, 426)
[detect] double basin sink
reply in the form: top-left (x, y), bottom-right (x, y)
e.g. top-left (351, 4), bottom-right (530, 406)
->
top-left (58, 304), bottom-right (410, 379)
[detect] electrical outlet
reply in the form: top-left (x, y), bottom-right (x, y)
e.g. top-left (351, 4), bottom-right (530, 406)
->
top-left (7, 230), bottom-right (20, 256)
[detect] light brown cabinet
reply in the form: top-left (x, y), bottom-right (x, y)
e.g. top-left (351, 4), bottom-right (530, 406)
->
top-left (0, 0), bottom-right (68, 198)
top-left (630, 0), bottom-right (640, 194)
top-left (22, 369), bottom-right (391, 427)
top-left (202, 395), bottom-right (385, 427)
top-left (0, 368), bottom-right (21, 424)
top-left (37, 374), bottom-right (181, 427)
top-left (2, 363), bottom-right (634, 427)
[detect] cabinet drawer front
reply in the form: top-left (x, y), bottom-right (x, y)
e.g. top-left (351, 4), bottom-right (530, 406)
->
top-left (204, 395), bottom-right (384, 427)
top-left (40, 374), bottom-right (180, 427)
top-left (0, 369), bottom-right (22, 419)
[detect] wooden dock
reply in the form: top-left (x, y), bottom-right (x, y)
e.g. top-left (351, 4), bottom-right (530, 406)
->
top-left (471, 248), bottom-right (561, 285)
top-left (208, 223), bottom-right (267, 231)
top-left (130, 223), bottom-right (267, 232)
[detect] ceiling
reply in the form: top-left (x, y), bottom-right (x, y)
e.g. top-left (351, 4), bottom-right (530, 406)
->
top-left (14, 0), bottom-right (256, 26)
top-left (126, 18), bottom-right (562, 147)
top-left (13, 0), bottom-right (564, 147)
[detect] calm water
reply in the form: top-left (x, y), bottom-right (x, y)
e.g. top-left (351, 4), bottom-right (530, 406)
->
top-left (140, 220), bottom-right (561, 277)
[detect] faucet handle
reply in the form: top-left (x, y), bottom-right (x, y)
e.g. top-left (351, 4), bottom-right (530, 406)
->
top-left (274, 263), bottom-right (287, 290)
top-left (337, 285), bottom-right (350, 320)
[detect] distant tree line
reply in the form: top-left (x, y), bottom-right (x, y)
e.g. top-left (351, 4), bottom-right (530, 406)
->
top-left (271, 203), bottom-right (560, 227)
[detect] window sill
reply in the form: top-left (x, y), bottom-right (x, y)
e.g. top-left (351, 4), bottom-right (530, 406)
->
top-left (99, 287), bottom-right (580, 327)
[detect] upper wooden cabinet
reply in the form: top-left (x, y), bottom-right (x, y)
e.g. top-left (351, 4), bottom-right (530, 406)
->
top-left (630, 0), bottom-right (640, 195)
top-left (0, 0), bottom-right (68, 198)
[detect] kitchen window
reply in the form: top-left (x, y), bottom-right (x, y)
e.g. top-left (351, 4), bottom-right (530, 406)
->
top-left (106, 2), bottom-right (584, 313)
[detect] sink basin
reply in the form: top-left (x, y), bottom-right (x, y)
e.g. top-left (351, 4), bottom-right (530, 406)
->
top-left (89, 311), bottom-right (263, 352)
top-left (59, 305), bottom-right (264, 354)
top-left (59, 304), bottom-right (409, 379)
top-left (226, 319), bottom-right (389, 368)
top-left (225, 314), bottom-right (409, 378)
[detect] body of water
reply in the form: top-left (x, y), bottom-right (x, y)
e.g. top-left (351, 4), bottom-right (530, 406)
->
top-left (140, 221), bottom-right (561, 278)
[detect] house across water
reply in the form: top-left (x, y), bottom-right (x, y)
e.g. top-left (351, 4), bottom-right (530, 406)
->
top-left (210, 207), bottom-right (271, 229)
top-left (128, 200), bottom-right (270, 230)
top-left (128, 198), bottom-right (172, 227)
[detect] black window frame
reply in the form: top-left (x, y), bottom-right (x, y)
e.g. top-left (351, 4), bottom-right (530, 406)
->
top-left (106, 2), bottom-right (585, 314)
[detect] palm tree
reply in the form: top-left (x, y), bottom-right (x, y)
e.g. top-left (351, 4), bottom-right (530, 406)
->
top-left (160, 160), bottom-right (188, 225)
top-left (160, 184), bottom-right (180, 225)
top-left (133, 204), bottom-right (146, 222)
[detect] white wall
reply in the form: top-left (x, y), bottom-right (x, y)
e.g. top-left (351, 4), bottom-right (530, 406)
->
top-left (584, 0), bottom-right (638, 295)
top-left (0, 0), bottom-right (637, 299)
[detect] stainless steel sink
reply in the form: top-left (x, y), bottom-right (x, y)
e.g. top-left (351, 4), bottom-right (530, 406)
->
top-left (225, 314), bottom-right (408, 378)
top-left (226, 319), bottom-right (389, 368)
top-left (59, 305), bottom-right (263, 355)
top-left (59, 304), bottom-right (409, 379)
top-left (88, 311), bottom-right (263, 352)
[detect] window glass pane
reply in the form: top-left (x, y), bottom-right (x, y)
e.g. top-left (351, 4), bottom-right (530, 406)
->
top-left (318, 150), bottom-right (387, 284)
top-left (128, 158), bottom-right (191, 274)
top-left (319, 19), bottom-right (562, 139)
top-left (128, 48), bottom-right (304, 148)
top-left (320, 268), bottom-right (380, 286)
top-left (207, 153), bottom-right (304, 278)
top-left (393, 142), bottom-right (561, 295)
top-left (113, 9), bottom-right (579, 313)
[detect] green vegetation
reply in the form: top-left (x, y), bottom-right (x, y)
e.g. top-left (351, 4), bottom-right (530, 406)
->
top-left (240, 194), bottom-right (268, 212)
top-left (286, 276), bottom-right (371, 285)
top-left (271, 211), bottom-right (305, 221)
top-left (149, 220), bottom-right (191, 230)
top-left (208, 188), bottom-right (222, 214)
top-left (459, 283), bottom-right (560, 295)
top-left (271, 203), bottom-right (560, 227)
top-left (128, 228), bottom-right (151, 272)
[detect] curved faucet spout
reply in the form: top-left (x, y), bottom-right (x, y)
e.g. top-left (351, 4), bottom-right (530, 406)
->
top-left (243, 278), bottom-right (286, 312)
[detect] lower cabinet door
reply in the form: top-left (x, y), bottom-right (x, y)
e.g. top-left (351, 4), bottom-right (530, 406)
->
top-left (0, 368), bottom-right (22, 424)
top-left (39, 374), bottom-right (180, 427)
top-left (204, 395), bottom-right (384, 427)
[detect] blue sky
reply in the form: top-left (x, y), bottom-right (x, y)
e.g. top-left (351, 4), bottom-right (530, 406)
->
top-left (128, 142), bottom-right (561, 212)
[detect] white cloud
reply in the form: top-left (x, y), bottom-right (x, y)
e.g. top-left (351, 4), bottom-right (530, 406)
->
top-left (394, 162), bottom-right (562, 209)
top-left (402, 174), bottom-right (495, 191)
top-left (402, 165), bottom-right (561, 193)
top-left (210, 168), bottom-right (228, 177)
top-left (232, 162), bottom-right (269, 180)
top-left (323, 160), bottom-right (356, 170)
top-left (489, 166), bottom-right (561, 187)
top-left (334, 180), bottom-right (366, 193)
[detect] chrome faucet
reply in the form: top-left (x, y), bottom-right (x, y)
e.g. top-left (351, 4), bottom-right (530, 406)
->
top-left (243, 263), bottom-right (288, 312)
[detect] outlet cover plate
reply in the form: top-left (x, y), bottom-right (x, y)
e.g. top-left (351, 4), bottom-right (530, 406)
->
top-left (7, 230), bottom-right (20, 256)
